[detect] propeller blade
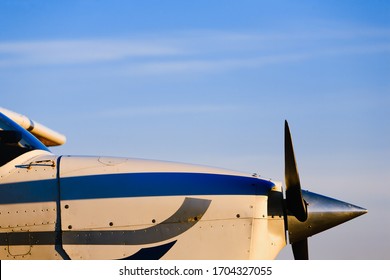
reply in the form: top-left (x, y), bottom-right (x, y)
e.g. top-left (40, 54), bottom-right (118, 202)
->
top-left (284, 121), bottom-right (367, 260)
top-left (292, 238), bottom-right (309, 260)
top-left (285, 120), bottom-right (307, 222)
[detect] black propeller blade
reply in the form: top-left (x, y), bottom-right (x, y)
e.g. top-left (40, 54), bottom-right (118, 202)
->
top-left (284, 120), bottom-right (307, 222)
top-left (284, 121), bottom-right (309, 260)
top-left (291, 239), bottom-right (309, 260)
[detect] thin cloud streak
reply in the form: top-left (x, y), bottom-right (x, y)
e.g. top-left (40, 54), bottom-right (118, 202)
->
top-left (128, 54), bottom-right (310, 75)
top-left (0, 39), bottom-right (182, 67)
top-left (126, 44), bottom-right (390, 76)
top-left (96, 104), bottom-right (241, 119)
top-left (0, 29), bottom-right (389, 72)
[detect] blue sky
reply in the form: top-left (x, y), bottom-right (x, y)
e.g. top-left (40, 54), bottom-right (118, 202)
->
top-left (1, 1), bottom-right (389, 259)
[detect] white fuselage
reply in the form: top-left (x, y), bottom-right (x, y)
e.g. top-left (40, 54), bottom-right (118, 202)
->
top-left (0, 150), bottom-right (286, 260)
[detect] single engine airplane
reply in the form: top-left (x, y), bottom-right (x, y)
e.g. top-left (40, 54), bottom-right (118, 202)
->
top-left (0, 107), bottom-right (366, 260)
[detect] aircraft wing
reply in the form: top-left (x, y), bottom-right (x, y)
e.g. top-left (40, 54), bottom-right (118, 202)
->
top-left (0, 107), bottom-right (66, 147)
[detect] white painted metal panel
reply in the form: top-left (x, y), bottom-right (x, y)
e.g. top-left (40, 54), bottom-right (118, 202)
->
top-left (0, 153), bottom-right (60, 259)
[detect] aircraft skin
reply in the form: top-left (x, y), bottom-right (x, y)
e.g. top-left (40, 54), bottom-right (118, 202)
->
top-left (0, 108), bottom-right (366, 260)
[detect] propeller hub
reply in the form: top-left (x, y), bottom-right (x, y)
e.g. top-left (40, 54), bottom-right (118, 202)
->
top-left (287, 190), bottom-right (367, 244)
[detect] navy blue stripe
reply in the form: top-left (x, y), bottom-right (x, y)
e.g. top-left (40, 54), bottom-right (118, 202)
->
top-left (61, 172), bottom-right (274, 200)
top-left (0, 173), bottom-right (274, 205)
top-left (0, 179), bottom-right (58, 204)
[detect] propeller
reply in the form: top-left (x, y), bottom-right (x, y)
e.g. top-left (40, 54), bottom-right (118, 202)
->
top-left (284, 120), bottom-right (307, 223)
top-left (283, 121), bottom-right (367, 260)
top-left (284, 120), bottom-right (309, 259)
top-left (291, 239), bottom-right (308, 260)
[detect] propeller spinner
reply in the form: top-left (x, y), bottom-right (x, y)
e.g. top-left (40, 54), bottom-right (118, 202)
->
top-left (283, 121), bottom-right (367, 260)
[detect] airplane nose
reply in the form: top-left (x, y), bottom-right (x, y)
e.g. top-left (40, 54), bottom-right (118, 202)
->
top-left (287, 190), bottom-right (367, 244)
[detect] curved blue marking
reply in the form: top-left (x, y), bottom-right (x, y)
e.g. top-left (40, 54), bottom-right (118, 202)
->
top-left (62, 197), bottom-right (211, 245)
top-left (118, 241), bottom-right (177, 260)
top-left (60, 172), bottom-right (274, 201)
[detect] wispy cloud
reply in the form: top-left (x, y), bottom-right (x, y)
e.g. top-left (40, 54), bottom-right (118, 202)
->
top-left (0, 39), bottom-right (182, 67)
top-left (126, 53), bottom-right (311, 75)
top-left (0, 28), bottom-right (389, 74)
top-left (97, 104), bottom-right (240, 118)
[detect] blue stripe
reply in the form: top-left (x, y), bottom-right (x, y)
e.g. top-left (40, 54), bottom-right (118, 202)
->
top-left (0, 173), bottom-right (275, 205)
top-left (61, 172), bottom-right (274, 200)
top-left (0, 179), bottom-right (57, 204)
